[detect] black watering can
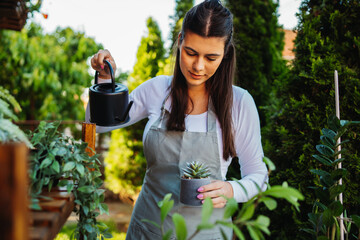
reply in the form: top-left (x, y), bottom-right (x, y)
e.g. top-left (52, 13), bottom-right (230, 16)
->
top-left (89, 60), bottom-right (133, 126)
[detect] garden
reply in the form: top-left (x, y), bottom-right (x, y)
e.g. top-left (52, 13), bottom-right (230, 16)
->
top-left (0, 0), bottom-right (360, 239)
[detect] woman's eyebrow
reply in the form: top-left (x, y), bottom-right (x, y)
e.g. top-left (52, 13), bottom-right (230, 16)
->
top-left (184, 46), bottom-right (221, 56)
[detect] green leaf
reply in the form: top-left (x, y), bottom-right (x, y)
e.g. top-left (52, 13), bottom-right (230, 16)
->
top-left (322, 208), bottom-right (334, 227)
top-left (350, 215), bottom-right (360, 228)
top-left (158, 194), bottom-right (174, 224)
top-left (223, 197), bottom-right (238, 219)
top-left (76, 163), bottom-right (85, 176)
top-left (51, 160), bottom-right (60, 173)
top-left (255, 215), bottom-right (270, 235)
top-left (172, 213), bottom-right (187, 240)
top-left (263, 156), bottom-right (275, 171)
top-left (240, 204), bottom-right (255, 221)
top-left (310, 169), bottom-right (330, 177)
top-left (328, 115), bottom-right (341, 132)
top-left (220, 228), bottom-right (229, 240)
top-left (329, 185), bottom-right (345, 199)
top-left (201, 197), bottom-right (213, 224)
top-left (331, 168), bottom-right (348, 181)
top-left (321, 128), bottom-right (336, 140)
top-left (40, 157), bottom-right (52, 169)
top-left (264, 185), bottom-right (304, 210)
top-left (162, 229), bottom-right (173, 240)
top-left (320, 174), bottom-right (334, 187)
top-left (316, 144), bottom-right (334, 158)
top-left (77, 186), bottom-right (94, 194)
top-left (232, 224), bottom-right (245, 240)
top-left (84, 223), bottom-right (93, 233)
top-left (196, 223), bottom-right (214, 230)
top-left (328, 201), bottom-right (343, 217)
top-left (99, 203), bottom-right (109, 215)
top-left (66, 183), bottom-right (74, 193)
top-left (56, 147), bottom-right (67, 156)
top-left (260, 197), bottom-right (277, 210)
top-left (141, 219), bottom-right (161, 229)
top-left (313, 154), bottom-right (333, 166)
top-left (82, 206), bottom-right (89, 216)
top-left (247, 225), bottom-right (260, 240)
top-left (320, 135), bottom-right (335, 148)
top-left (63, 161), bottom-right (76, 171)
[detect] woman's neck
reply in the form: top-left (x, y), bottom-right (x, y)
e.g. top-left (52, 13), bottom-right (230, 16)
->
top-left (187, 86), bottom-right (209, 115)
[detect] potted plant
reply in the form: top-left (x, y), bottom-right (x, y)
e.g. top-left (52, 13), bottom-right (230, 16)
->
top-left (28, 121), bottom-right (112, 239)
top-left (180, 161), bottom-right (211, 206)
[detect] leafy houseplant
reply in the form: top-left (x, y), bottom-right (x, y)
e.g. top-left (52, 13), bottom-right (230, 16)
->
top-left (180, 161), bottom-right (211, 206)
top-left (302, 115), bottom-right (360, 239)
top-left (28, 121), bottom-right (112, 239)
top-left (0, 86), bottom-right (32, 147)
top-left (149, 157), bottom-right (304, 240)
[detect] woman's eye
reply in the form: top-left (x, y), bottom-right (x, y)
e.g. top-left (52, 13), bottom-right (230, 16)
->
top-left (207, 57), bottom-right (216, 61)
top-left (186, 51), bottom-right (196, 56)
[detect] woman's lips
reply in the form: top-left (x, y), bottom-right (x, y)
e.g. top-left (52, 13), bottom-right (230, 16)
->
top-left (189, 71), bottom-right (203, 80)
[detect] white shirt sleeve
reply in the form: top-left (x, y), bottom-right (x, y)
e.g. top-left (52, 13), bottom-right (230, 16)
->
top-left (228, 88), bottom-right (268, 202)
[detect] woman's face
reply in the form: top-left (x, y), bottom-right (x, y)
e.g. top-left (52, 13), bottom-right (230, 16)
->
top-left (179, 31), bottom-right (225, 90)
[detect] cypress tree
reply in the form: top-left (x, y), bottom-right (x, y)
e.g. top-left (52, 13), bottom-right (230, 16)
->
top-left (169, 0), bottom-right (194, 49)
top-left (225, 0), bottom-right (287, 125)
top-left (263, 1), bottom-right (360, 238)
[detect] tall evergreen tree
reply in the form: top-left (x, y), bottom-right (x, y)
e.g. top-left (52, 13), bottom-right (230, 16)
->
top-left (105, 17), bottom-right (166, 202)
top-left (225, 0), bottom-right (287, 125)
top-left (263, 1), bottom-right (360, 238)
top-left (169, 0), bottom-right (194, 49)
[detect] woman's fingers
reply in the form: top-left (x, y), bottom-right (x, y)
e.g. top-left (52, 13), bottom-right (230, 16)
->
top-left (197, 180), bottom-right (234, 208)
top-left (90, 49), bottom-right (117, 78)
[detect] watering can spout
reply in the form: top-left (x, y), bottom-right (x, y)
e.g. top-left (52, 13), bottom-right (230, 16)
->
top-left (116, 101), bottom-right (133, 123)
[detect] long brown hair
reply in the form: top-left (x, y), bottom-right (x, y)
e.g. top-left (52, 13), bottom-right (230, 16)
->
top-left (167, 0), bottom-right (236, 160)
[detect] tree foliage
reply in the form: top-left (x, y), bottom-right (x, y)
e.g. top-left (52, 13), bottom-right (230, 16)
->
top-left (225, 0), bottom-right (287, 124)
top-left (105, 17), bottom-right (166, 202)
top-left (169, 0), bottom-right (194, 49)
top-left (263, 1), bottom-right (360, 238)
top-left (0, 23), bottom-right (102, 120)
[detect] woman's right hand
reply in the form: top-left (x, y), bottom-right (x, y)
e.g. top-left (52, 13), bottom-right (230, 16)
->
top-left (91, 49), bottom-right (117, 79)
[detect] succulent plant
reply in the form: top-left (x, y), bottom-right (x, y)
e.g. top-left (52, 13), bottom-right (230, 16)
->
top-left (182, 161), bottom-right (211, 179)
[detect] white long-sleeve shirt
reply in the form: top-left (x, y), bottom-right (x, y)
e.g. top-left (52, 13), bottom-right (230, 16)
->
top-left (86, 75), bottom-right (268, 202)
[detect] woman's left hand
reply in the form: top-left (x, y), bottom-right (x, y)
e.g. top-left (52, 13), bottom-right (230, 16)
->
top-left (197, 180), bottom-right (234, 208)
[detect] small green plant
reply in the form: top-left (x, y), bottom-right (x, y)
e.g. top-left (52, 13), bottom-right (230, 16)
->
top-left (28, 121), bottom-right (112, 239)
top-left (182, 161), bottom-right (211, 179)
top-left (302, 115), bottom-right (360, 239)
top-left (0, 86), bottom-right (32, 147)
top-left (147, 157), bottom-right (304, 240)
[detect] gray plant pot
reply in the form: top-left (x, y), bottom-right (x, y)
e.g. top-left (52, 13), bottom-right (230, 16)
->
top-left (180, 178), bottom-right (211, 206)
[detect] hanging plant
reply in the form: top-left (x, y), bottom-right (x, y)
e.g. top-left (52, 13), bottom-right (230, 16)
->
top-left (28, 121), bottom-right (112, 239)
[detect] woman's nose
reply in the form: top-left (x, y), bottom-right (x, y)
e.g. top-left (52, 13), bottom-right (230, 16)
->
top-left (193, 57), bottom-right (205, 72)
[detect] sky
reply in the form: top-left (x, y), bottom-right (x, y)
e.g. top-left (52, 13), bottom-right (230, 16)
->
top-left (32, 0), bottom-right (301, 73)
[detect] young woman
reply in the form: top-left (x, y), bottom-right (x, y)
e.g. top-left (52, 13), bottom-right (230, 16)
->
top-left (87, 0), bottom-right (267, 239)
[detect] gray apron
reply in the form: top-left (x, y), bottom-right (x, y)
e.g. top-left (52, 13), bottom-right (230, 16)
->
top-left (126, 96), bottom-right (233, 240)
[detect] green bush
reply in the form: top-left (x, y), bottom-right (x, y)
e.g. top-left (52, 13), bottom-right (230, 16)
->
top-left (263, 1), bottom-right (360, 239)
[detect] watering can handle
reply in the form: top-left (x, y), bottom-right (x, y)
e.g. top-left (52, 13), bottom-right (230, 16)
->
top-left (94, 59), bottom-right (115, 92)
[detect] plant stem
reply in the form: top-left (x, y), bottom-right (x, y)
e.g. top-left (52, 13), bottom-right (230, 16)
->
top-left (188, 229), bottom-right (200, 240)
top-left (331, 224), bottom-right (335, 240)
